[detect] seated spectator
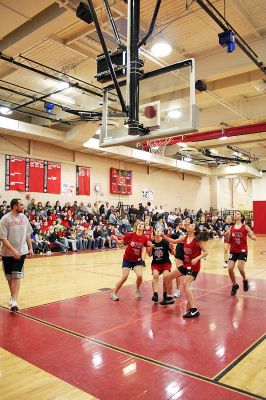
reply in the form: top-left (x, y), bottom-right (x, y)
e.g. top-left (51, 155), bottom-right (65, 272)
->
top-left (121, 214), bottom-right (131, 233)
top-left (66, 228), bottom-right (78, 251)
top-left (49, 228), bottom-right (68, 252)
top-left (93, 226), bottom-right (105, 249)
top-left (85, 225), bottom-right (95, 250)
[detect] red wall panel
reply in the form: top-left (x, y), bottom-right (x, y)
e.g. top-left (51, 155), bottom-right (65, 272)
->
top-left (46, 162), bottom-right (61, 194)
top-left (29, 159), bottom-right (44, 192)
top-left (76, 166), bottom-right (90, 195)
top-left (253, 201), bottom-right (266, 234)
top-left (5, 155), bottom-right (26, 191)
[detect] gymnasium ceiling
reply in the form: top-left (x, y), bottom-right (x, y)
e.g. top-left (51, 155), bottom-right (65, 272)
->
top-left (0, 0), bottom-right (266, 175)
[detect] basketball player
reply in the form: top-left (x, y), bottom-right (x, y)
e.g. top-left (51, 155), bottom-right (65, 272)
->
top-left (222, 215), bottom-right (233, 268)
top-left (142, 220), bottom-right (153, 267)
top-left (147, 227), bottom-right (173, 303)
top-left (161, 223), bottom-right (208, 318)
top-left (228, 211), bottom-right (256, 296)
top-left (111, 221), bottom-right (152, 301)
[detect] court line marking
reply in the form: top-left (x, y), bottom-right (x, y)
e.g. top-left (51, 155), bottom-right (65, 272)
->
top-left (0, 306), bottom-right (262, 400)
top-left (213, 334), bottom-right (266, 382)
top-left (89, 337), bottom-right (264, 400)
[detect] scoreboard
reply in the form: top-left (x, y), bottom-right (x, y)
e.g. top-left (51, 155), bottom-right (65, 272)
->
top-left (110, 168), bottom-right (132, 195)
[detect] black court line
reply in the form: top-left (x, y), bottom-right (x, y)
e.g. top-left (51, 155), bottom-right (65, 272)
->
top-left (89, 338), bottom-right (264, 400)
top-left (214, 334), bottom-right (266, 382)
top-left (1, 307), bottom-right (263, 400)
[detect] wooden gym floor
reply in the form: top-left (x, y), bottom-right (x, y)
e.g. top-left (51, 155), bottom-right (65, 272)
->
top-left (0, 237), bottom-right (265, 399)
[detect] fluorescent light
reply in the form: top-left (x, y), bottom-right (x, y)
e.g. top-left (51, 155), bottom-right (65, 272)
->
top-left (167, 109), bottom-right (182, 119)
top-left (0, 106), bottom-right (13, 115)
top-left (57, 81), bottom-right (70, 90)
top-left (50, 93), bottom-right (75, 105)
top-left (151, 41), bottom-right (172, 57)
top-left (184, 156), bottom-right (192, 162)
top-left (219, 136), bottom-right (228, 140)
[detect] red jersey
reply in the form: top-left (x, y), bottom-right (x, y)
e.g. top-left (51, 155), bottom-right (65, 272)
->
top-left (123, 232), bottom-right (149, 262)
top-left (230, 224), bottom-right (248, 253)
top-left (143, 226), bottom-right (153, 241)
top-left (183, 236), bottom-right (201, 272)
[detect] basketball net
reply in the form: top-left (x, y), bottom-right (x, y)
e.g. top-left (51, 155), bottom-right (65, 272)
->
top-left (148, 137), bottom-right (173, 156)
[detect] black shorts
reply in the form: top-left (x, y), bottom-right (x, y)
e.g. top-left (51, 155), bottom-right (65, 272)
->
top-left (178, 265), bottom-right (198, 280)
top-left (175, 243), bottom-right (184, 261)
top-left (2, 255), bottom-right (26, 279)
top-left (229, 252), bottom-right (248, 262)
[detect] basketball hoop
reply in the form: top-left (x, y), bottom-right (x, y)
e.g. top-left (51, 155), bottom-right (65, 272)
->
top-left (148, 137), bottom-right (173, 156)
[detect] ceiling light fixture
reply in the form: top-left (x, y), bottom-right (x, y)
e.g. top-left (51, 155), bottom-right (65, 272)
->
top-left (57, 81), bottom-right (70, 90)
top-left (0, 106), bottom-right (13, 115)
top-left (151, 41), bottom-right (172, 57)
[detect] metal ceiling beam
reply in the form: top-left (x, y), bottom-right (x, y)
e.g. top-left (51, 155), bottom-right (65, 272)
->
top-left (144, 122), bottom-right (266, 148)
top-left (0, 3), bottom-right (67, 52)
top-left (196, 0), bottom-right (266, 75)
top-left (0, 53), bottom-right (104, 99)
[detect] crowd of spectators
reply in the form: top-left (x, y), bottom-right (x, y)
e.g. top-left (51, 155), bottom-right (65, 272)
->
top-left (0, 198), bottom-right (244, 255)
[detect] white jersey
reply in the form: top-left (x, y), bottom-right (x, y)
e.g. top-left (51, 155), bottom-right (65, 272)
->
top-left (0, 212), bottom-right (32, 256)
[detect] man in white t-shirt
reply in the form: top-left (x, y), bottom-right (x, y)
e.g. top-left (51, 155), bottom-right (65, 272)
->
top-left (0, 198), bottom-right (33, 311)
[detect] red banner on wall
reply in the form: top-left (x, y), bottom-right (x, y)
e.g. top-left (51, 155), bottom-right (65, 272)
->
top-left (76, 166), bottom-right (90, 195)
top-left (29, 159), bottom-right (45, 192)
top-left (5, 155), bottom-right (27, 191)
top-left (45, 161), bottom-right (61, 194)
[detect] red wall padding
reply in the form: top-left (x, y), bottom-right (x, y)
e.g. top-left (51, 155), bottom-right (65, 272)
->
top-left (253, 201), bottom-right (266, 234)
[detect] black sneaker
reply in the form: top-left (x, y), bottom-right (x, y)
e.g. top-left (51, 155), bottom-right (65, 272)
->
top-left (159, 297), bottom-right (174, 305)
top-left (183, 308), bottom-right (200, 318)
top-left (231, 284), bottom-right (239, 296)
top-left (243, 279), bottom-right (249, 292)
top-left (152, 293), bottom-right (158, 303)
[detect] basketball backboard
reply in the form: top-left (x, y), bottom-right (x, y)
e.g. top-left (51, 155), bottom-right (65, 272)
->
top-left (99, 59), bottom-right (198, 148)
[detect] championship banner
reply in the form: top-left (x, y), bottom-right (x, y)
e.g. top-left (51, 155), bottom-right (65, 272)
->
top-left (46, 161), bottom-right (61, 194)
top-left (5, 155), bottom-right (27, 191)
top-left (76, 166), bottom-right (90, 195)
top-left (29, 159), bottom-right (45, 192)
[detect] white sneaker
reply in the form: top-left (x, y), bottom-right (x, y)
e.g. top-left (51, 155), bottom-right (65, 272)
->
top-left (10, 300), bottom-right (19, 312)
top-left (224, 262), bottom-right (228, 268)
top-left (173, 289), bottom-right (181, 298)
top-left (111, 292), bottom-right (119, 301)
top-left (135, 289), bottom-right (142, 299)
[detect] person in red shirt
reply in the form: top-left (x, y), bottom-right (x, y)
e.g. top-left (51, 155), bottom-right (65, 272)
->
top-left (228, 211), bottom-right (256, 295)
top-left (111, 221), bottom-right (152, 301)
top-left (161, 223), bottom-right (208, 318)
top-left (142, 220), bottom-right (153, 267)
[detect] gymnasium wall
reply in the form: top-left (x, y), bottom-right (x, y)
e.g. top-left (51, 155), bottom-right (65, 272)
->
top-left (252, 174), bottom-right (266, 201)
top-left (0, 135), bottom-right (211, 211)
top-left (216, 177), bottom-right (253, 210)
